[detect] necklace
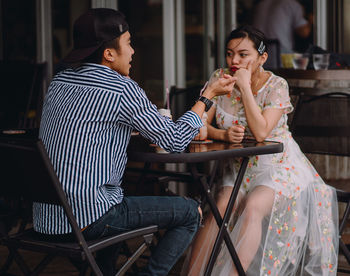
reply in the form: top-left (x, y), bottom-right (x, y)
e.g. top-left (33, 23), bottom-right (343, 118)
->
top-left (251, 69), bottom-right (267, 96)
top-left (251, 75), bottom-right (261, 96)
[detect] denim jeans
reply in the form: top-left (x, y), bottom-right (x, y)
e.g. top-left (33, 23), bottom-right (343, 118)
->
top-left (82, 196), bottom-right (201, 276)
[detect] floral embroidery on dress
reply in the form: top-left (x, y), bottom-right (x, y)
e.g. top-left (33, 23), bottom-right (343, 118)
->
top-left (210, 72), bottom-right (338, 276)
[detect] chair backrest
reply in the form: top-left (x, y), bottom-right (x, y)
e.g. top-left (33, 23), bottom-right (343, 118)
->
top-left (290, 91), bottom-right (350, 156)
top-left (169, 85), bottom-right (203, 120)
top-left (264, 39), bottom-right (281, 69)
top-left (0, 61), bottom-right (47, 129)
top-left (0, 130), bottom-right (83, 235)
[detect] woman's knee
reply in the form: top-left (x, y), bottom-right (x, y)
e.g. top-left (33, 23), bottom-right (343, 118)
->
top-left (216, 188), bottom-right (232, 216)
top-left (243, 186), bottom-right (274, 220)
top-left (244, 199), bottom-right (265, 222)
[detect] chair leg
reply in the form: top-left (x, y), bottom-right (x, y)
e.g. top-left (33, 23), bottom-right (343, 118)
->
top-left (116, 233), bottom-right (154, 276)
top-left (69, 257), bottom-right (89, 275)
top-left (30, 253), bottom-right (55, 276)
top-left (79, 263), bottom-right (89, 276)
top-left (337, 189), bottom-right (350, 273)
top-left (94, 243), bottom-right (122, 276)
top-left (8, 247), bottom-right (32, 275)
top-left (0, 254), bottom-right (14, 274)
top-left (119, 241), bottom-right (140, 273)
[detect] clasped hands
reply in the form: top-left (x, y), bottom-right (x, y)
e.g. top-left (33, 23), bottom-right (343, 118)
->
top-left (224, 124), bottom-right (245, 144)
top-left (221, 62), bottom-right (253, 144)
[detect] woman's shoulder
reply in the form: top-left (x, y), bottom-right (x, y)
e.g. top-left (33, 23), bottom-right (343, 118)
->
top-left (265, 71), bottom-right (289, 89)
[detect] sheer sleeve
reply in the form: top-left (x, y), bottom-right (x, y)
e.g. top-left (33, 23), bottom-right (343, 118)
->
top-left (212, 95), bottom-right (218, 106)
top-left (263, 77), bottom-right (293, 114)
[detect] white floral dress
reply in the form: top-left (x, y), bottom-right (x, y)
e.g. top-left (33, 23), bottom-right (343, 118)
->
top-left (208, 72), bottom-right (338, 275)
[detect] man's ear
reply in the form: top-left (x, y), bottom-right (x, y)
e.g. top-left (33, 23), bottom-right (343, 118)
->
top-left (103, 48), bottom-right (115, 63)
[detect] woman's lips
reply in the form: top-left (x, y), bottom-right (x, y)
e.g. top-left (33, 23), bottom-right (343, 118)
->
top-left (230, 66), bottom-right (238, 72)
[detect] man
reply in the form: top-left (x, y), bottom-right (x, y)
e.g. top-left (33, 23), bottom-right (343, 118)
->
top-left (252, 0), bottom-right (311, 68)
top-left (34, 8), bottom-right (235, 275)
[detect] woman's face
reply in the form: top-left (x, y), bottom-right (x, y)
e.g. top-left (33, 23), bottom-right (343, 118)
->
top-left (225, 37), bottom-right (265, 74)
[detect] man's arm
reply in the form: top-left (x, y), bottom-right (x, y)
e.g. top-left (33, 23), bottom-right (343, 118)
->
top-left (295, 23), bottom-right (311, 38)
top-left (293, 2), bottom-right (312, 38)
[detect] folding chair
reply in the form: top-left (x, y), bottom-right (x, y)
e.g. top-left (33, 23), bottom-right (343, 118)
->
top-left (127, 85), bottom-right (205, 195)
top-left (0, 61), bottom-right (47, 129)
top-left (264, 38), bottom-right (281, 69)
top-left (290, 90), bottom-right (350, 273)
top-left (168, 85), bottom-right (203, 121)
top-left (0, 132), bottom-right (157, 276)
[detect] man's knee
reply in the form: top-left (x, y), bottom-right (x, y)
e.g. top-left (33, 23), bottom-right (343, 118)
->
top-left (183, 197), bottom-right (201, 232)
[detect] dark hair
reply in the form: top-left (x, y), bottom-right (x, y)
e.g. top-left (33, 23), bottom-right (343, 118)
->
top-left (63, 8), bottom-right (128, 64)
top-left (225, 25), bottom-right (267, 55)
top-left (82, 36), bottom-right (120, 64)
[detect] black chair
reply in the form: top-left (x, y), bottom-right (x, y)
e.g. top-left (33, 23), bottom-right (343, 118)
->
top-left (290, 90), bottom-right (350, 273)
top-left (0, 131), bottom-right (157, 276)
top-left (264, 39), bottom-right (281, 69)
top-left (0, 61), bottom-right (47, 129)
top-left (169, 85), bottom-right (203, 121)
top-left (162, 85), bottom-right (213, 197)
top-left (127, 85), bottom-right (204, 194)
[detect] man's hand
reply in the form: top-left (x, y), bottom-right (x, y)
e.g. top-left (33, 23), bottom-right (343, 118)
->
top-left (224, 125), bottom-right (245, 144)
top-left (202, 74), bottom-right (236, 99)
top-left (193, 125), bottom-right (208, 141)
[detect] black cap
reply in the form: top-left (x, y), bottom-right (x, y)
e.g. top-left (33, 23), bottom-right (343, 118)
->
top-left (62, 8), bottom-right (129, 63)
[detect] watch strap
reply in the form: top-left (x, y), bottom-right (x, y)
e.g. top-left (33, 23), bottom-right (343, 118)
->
top-left (198, 96), bottom-right (213, 112)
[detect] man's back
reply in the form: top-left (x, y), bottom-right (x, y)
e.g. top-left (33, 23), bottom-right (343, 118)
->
top-left (252, 0), bottom-right (308, 54)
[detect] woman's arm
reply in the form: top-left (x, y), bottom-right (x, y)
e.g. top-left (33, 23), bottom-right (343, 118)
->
top-left (206, 106), bottom-right (225, 141)
top-left (240, 85), bottom-right (283, 142)
top-left (191, 74), bottom-right (236, 118)
top-left (206, 105), bottom-right (245, 144)
top-left (235, 63), bottom-right (284, 142)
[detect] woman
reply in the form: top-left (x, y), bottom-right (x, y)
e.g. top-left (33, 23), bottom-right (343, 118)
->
top-left (185, 26), bottom-right (338, 276)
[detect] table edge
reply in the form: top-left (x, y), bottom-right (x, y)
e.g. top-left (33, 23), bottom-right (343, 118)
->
top-left (128, 142), bottom-right (283, 163)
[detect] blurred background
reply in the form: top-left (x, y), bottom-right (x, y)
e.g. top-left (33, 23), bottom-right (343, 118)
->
top-left (0, 0), bottom-right (349, 127)
top-left (1, 1), bottom-right (350, 273)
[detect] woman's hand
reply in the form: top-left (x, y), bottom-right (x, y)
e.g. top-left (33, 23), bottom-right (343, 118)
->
top-left (193, 125), bottom-right (208, 140)
top-left (224, 125), bottom-right (245, 144)
top-left (202, 74), bottom-right (236, 99)
top-left (234, 61), bottom-right (252, 93)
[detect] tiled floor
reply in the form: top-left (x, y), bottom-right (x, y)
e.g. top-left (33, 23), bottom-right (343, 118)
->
top-left (0, 234), bottom-right (185, 275)
top-left (1, 228), bottom-right (350, 275)
top-left (1, 245), bottom-right (350, 275)
top-left (1, 179), bottom-right (350, 275)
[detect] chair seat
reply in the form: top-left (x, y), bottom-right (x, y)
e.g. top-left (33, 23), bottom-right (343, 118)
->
top-left (0, 136), bottom-right (159, 275)
top-left (289, 91), bottom-right (350, 273)
top-left (336, 189), bottom-right (350, 202)
top-left (2, 225), bottom-right (158, 259)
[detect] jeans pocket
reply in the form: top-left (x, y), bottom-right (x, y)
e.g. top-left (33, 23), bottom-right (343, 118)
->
top-left (102, 224), bottom-right (132, 237)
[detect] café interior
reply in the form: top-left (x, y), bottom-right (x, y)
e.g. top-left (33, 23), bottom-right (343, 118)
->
top-left (1, 0), bottom-right (350, 275)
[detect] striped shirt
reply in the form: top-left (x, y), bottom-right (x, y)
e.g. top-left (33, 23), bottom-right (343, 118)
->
top-left (33, 63), bottom-right (202, 234)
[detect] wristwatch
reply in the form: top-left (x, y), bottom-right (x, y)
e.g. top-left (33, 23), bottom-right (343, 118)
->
top-left (198, 96), bottom-right (213, 112)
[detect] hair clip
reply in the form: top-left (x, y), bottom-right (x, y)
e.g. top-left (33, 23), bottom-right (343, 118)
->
top-left (118, 24), bottom-right (123, 33)
top-left (258, 41), bottom-right (265, 55)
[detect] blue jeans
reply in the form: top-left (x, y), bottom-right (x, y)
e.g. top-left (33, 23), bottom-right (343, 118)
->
top-left (83, 196), bottom-right (201, 276)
